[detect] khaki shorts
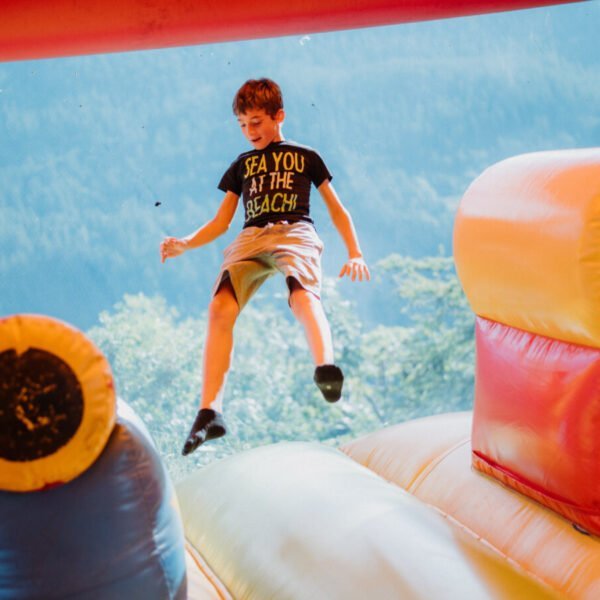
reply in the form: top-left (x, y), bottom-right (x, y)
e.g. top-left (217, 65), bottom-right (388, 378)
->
top-left (212, 221), bottom-right (324, 310)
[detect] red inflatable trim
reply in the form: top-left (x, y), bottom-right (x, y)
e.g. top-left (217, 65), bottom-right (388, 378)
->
top-left (472, 317), bottom-right (600, 534)
top-left (1, 0), bottom-right (580, 62)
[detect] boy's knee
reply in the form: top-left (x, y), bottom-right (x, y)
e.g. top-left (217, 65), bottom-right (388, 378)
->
top-left (289, 285), bottom-right (318, 314)
top-left (209, 288), bottom-right (239, 325)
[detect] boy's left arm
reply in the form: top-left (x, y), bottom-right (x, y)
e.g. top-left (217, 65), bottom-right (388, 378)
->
top-left (318, 180), bottom-right (370, 282)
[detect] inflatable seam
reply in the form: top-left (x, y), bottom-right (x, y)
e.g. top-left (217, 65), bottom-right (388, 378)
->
top-left (408, 438), bottom-right (471, 494)
top-left (472, 451), bottom-right (600, 514)
top-left (423, 499), bottom-right (564, 599)
top-left (185, 542), bottom-right (233, 600)
top-left (365, 437), bottom-right (566, 598)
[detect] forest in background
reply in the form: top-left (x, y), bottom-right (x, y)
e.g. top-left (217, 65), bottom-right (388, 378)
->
top-left (1, 2), bottom-right (599, 330)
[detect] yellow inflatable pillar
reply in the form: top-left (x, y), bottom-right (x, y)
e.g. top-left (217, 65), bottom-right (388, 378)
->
top-left (0, 314), bottom-right (115, 491)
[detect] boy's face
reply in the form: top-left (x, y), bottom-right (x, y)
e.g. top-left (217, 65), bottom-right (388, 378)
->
top-left (237, 108), bottom-right (284, 150)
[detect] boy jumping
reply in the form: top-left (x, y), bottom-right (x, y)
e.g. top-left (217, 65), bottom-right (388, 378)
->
top-left (160, 79), bottom-right (369, 456)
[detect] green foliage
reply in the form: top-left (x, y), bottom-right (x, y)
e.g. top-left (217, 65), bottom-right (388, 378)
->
top-left (88, 255), bottom-right (475, 482)
top-left (88, 294), bottom-right (205, 480)
top-left (374, 253), bottom-right (475, 418)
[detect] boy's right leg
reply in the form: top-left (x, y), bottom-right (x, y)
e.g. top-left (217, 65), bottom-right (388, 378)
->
top-left (182, 278), bottom-right (239, 456)
top-left (200, 278), bottom-right (239, 413)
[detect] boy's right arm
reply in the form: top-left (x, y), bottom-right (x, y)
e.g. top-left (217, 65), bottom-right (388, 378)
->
top-left (160, 191), bottom-right (239, 263)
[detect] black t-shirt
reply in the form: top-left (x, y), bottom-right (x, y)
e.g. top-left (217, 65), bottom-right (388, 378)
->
top-left (218, 140), bottom-right (332, 229)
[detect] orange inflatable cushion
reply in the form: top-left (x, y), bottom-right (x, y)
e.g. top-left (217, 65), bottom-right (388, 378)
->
top-left (341, 412), bottom-right (600, 599)
top-left (453, 148), bottom-right (600, 348)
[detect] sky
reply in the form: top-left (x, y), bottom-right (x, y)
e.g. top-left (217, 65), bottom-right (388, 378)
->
top-left (0, 0), bottom-right (598, 328)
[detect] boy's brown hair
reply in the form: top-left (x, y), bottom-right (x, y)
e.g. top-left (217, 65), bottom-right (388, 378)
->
top-left (232, 78), bottom-right (283, 117)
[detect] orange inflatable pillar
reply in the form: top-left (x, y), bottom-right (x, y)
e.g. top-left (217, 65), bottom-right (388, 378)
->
top-left (454, 148), bottom-right (600, 534)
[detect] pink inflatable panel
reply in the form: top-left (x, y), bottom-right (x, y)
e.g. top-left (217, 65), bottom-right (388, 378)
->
top-left (472, 317), bottom-right (600, 535)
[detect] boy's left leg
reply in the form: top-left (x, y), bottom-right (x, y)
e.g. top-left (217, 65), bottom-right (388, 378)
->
top-left (288, 278), bottom-right (344, 402)
top-left (182, 279), bottom-right (239, 456)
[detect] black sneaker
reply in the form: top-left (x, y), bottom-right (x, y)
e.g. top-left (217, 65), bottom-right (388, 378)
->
top-left (182, 408), bottom-right (227, 456)
top-left (314, 364), bottom-right (344, 403)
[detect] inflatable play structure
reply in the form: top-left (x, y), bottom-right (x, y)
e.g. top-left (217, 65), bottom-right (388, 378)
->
top-left (1, 1), bottom-right (598, 599)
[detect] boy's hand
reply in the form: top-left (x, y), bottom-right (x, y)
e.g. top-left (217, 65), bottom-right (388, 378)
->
top-left (339, 256), bottom-right (370, 282)
top-left (160, 237), bottom-right (189, 263)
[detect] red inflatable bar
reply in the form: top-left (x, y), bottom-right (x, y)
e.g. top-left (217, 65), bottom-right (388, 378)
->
top-left (0, 0), bottom-right (581, 62)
